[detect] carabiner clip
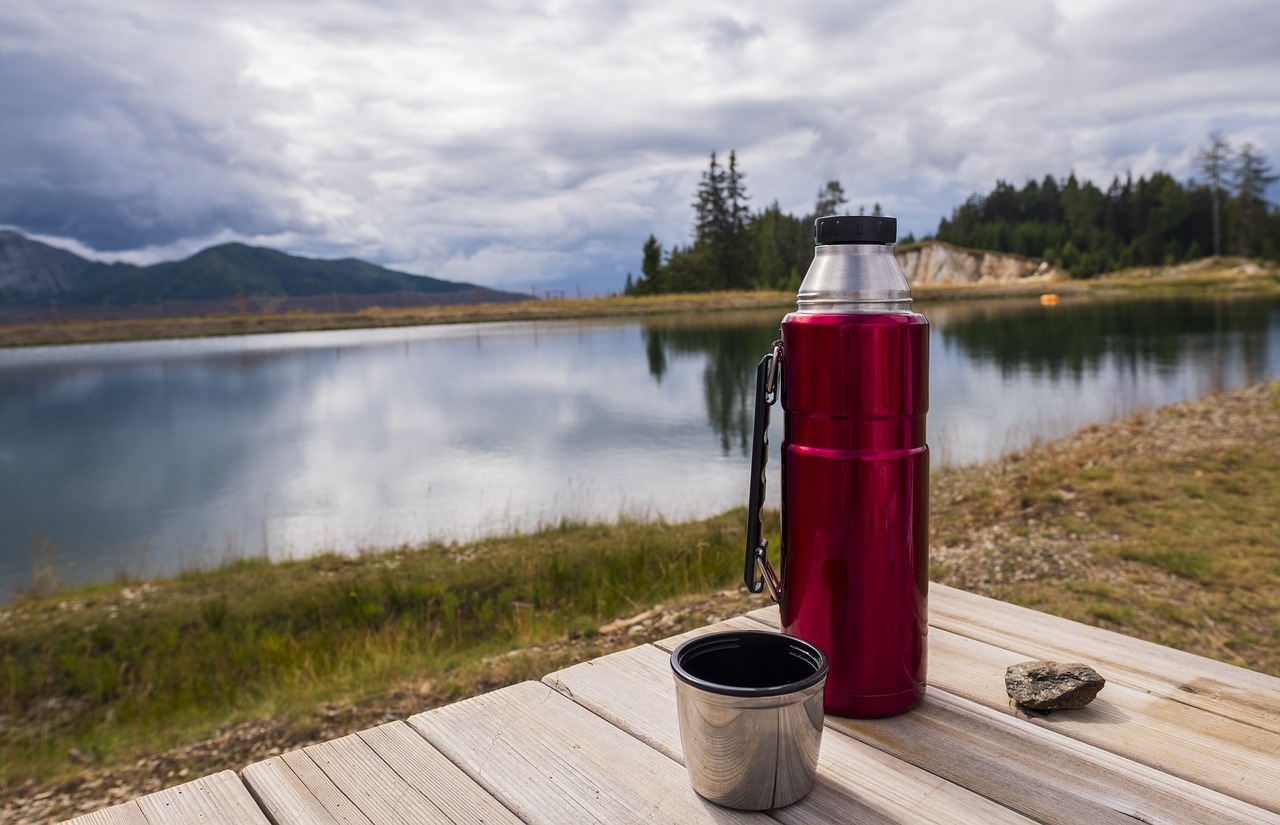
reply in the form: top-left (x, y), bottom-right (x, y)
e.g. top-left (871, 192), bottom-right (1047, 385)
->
top-left (744, 342), bottom-right (782, 601)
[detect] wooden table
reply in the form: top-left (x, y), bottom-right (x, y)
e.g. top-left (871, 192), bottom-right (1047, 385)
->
top-left (67, 583), bottom-right (1280, 824)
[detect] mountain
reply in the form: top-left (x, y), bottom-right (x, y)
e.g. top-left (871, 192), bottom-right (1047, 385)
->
top-left (0, 230), bottom-right (527, 316)
top-left (0, 230), bottom-right (98, 303)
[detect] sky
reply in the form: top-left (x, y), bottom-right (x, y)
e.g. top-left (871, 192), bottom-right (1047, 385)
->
top-left (2, 0), bottom-right (1279, 296)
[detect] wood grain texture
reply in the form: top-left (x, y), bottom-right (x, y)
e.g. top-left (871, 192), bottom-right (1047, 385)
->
top-left (740, 587), bottom-right (1280, 813)
top-left (59, 801), bottom-right (149, 825)
top-left (291, 730), bottom-right (479, 824)
top-left (242, 751), bottom-right (374, 825)
top-left (355, 722), bottom-right (520, 824)
top-left (733, 597), bottom-right (1280, 821)
top-left (829, 689), bottom-right (1280, 825)
top-left (410, 680), bottom-right (769, 824)
top-left (927, 582), bottom-right (1280, 734)
top-left (927, 625), bottom-right (1280, 813)
top-left (133, 771), bottom-right (270, 825)
top-left (545, 642), bottom-right (1033, 824)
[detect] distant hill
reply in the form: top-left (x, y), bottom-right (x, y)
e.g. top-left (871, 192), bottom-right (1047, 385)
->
top-left (0, 230), bottom-right (100, 303)
top-left (0, 230), bottom-right (528, 320)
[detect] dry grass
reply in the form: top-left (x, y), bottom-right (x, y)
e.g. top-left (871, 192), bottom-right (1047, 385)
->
top-left (0, 292), bottom-right (796, 348)
top-left (931, 380), bottom-right (1280, 676)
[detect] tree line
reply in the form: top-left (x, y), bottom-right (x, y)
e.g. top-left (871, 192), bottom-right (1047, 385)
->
top-left (628, 136), bottom-right (1277, 293)
top-left (936, 133), bottom-right (1277, 277)
top-left (625, 152), bottom-right (911, 296)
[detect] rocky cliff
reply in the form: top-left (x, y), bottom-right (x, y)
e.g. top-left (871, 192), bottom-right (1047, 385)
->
top-left (897, 241), bottom-right (1066, 285)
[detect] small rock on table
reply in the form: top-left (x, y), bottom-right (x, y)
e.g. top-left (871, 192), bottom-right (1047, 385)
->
top-left (1005, 660), bottom-right (1106, 710)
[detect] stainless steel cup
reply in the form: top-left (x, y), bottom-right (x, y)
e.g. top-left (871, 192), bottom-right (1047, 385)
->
top-left (671, 630), bottom-right (828, 810)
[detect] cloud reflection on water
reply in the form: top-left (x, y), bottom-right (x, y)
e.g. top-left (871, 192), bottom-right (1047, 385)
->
top-left (1, 295), bottom-right (1278, 597)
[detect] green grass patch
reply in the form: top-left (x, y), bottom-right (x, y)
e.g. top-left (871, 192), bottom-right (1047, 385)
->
top-left (1088, 603), bottom-right (1133, 625)
top-left (1118, 548), bottom-right (1218, 582)
top-left (0, 511), bottom-right (753, 783)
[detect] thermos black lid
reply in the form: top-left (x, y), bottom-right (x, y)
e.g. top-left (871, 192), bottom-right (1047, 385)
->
top-left (814, 215), bottom-right (897, 245)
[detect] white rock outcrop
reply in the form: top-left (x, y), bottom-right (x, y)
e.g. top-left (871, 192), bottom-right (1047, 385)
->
top-left (896, 241), bottom-right (1066, 285)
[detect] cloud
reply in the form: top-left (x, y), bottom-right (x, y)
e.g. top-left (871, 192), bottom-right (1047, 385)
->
top-left (1, 0), bottom-right (1278, 294)
top-left (708, 17), bottom-right (765, 51)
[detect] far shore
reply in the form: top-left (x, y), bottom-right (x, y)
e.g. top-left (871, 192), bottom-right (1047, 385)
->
top-left (2, 257), bottom-right (1277, 349)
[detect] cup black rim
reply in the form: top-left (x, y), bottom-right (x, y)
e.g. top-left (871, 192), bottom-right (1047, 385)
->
top-left (670, 630), bottom-right (829, 698)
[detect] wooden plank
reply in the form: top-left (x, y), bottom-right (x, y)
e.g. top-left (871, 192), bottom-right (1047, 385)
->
top-left (743, 593), bottom-right (1280, 812)
top-left (410, 680), bottom-right (769, 824)
top-left (927, 625), bottom-right (1280, 814)
top-left (545, 642), bottom-right (1033, 824)
top-left (656, 614), bottom-right (766, 652)
top-left (828, 689), bottom-right (1280, 825)
top-left (292, 732), bottom-right (459, 824)
top-left (60, 801), bottom-right (149, 825)
top-left (355, 722), bottom-right (520, 824)
top-left (133, 770), bottom-right (270, 825)
top-left (657, 618), bottom-right (1280, 823)
top-left (243, 723), bottom-right (517, 825)
top-left (928, 582), bottom-right (1280, 734)
top-left (241, 752), bottom-right (374, 825)
top-left (742, 590), bottom-right (1280, 808)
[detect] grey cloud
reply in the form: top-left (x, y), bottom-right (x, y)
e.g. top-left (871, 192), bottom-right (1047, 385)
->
top-left (1, 0), bottom-right (1277, 296)
top-left (0, 31), bottom-right (299, 251)
top-left (1065, 1), bottom-right (1280, 73)
top-left (708, 17), bottom-right (765, 51)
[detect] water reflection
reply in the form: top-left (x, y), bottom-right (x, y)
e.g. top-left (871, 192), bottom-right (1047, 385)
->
top-left (924, 295), bottom-right (1279, 465)
top-left (642, 311), bottom-right (780, 455)
top-left (0, 321), bottom-right (763, 596)
top-left (935, 296), bottom-right (1278, 384)
top-left (1, 295), bottom-right (1278, 598)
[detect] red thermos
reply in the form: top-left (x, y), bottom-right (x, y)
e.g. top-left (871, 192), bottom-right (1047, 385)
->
top-left (746, 215), bottom-right (928, 718)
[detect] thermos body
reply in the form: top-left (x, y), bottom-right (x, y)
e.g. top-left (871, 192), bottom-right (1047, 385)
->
top-left (779, 311), bottom-right (929, 717)
top-left (744, 215), bottom-right (928, 718)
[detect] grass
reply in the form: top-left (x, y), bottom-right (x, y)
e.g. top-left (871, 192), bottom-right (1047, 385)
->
top-left (0, 512), bottom-right (761, 785)
top-left (931, 381), bottom-right (1280, 678)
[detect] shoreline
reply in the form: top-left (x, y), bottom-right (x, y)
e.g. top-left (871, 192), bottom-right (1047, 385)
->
top-left (2, 257), bottom-right (1277, 349)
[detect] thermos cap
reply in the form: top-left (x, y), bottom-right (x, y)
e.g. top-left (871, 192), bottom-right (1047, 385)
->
top-left (815, 215), bottom-right (897, 246)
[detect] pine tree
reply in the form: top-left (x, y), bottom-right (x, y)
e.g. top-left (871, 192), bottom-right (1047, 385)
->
top-left (723, 151), bottom-right (752, 288)
top-left (1196, 131), bottom-right (1232, 257)
top-left (689, 150), bottom-right (754, 289)
top-left (813, 180), bottom-right (847, 218)
top-left (642, 235), bottom-right (662, 285)
top-left (694, 152), bottom-right (728, 248)
top-left (1233, 143), bottom-right (1278, 257)
top-left (725, 151), bottom-right (750, 235)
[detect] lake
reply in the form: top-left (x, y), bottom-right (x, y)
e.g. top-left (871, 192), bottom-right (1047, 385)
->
top-left (2, 293), bottom-right (1278, 599)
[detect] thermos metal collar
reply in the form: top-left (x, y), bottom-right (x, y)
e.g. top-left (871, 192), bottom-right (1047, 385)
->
top-left (814, 215), bottom-right (897, 245)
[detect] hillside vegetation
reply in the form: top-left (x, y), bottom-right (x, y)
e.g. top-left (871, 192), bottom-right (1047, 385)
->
top-left (0, 231), bottom-right (524, 316)
top-left (628, 140), bottom-right (1278, 294)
